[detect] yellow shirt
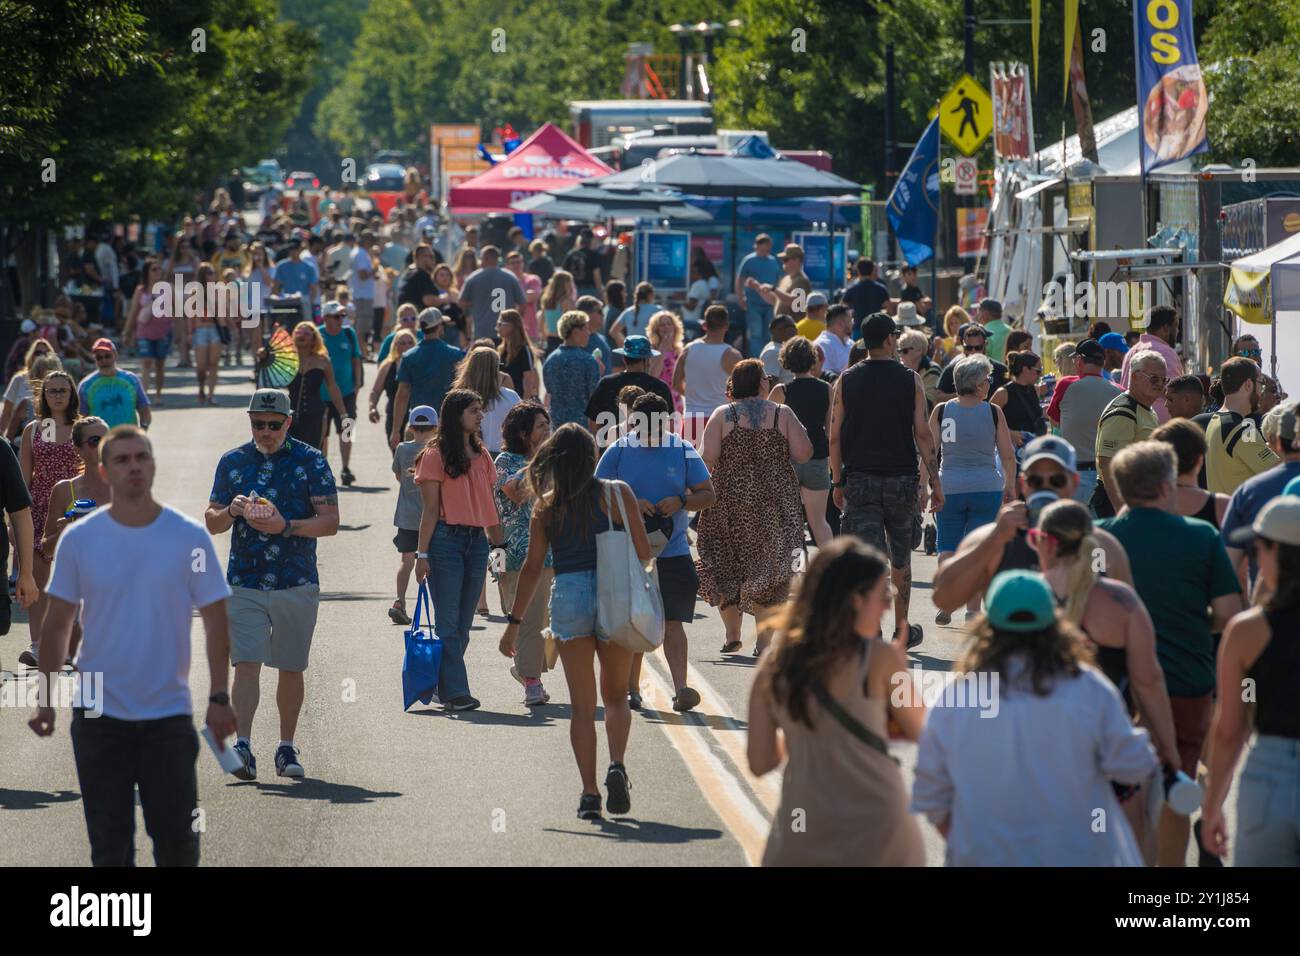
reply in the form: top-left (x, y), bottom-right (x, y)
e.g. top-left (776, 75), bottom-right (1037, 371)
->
top-left (796, 317), bottom-right (826, 340)
top-left (1205, 410), bottom-right (1281, 495)
top-left (1095, 392), bottom-right (1158, 464)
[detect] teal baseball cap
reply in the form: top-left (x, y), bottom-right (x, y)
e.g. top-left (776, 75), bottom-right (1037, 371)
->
top-left (986, 570), bottom-right (1058, 632)
top-left (1284, 476), bottom-right (1300, 496)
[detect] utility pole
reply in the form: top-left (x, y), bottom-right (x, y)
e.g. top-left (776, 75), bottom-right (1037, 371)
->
top-left (964, 0), bottom-right (976, 75)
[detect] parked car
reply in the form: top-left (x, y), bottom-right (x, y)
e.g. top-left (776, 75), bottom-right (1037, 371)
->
top-left (285, 170), bottom-right (321, 191)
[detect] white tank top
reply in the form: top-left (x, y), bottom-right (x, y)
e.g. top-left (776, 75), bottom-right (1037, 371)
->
top-left (683, 341), bottom-right (731, 415)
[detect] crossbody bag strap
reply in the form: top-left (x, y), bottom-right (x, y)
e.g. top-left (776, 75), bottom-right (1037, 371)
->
top-left (809, 681), bottom-right (898, 765)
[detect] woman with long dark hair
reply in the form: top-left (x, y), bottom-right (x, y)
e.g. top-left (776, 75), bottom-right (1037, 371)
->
top-left (413, 388), bottom-right (506, 711)
top-left (1201, 497), bottom-right (1300, 865)
top-left (495, 309), bottom-right (540, 400)
top-left (17, 370), bottom-right (82, 667)
top-left (499, 423), bottom-right (650, 820)
top-left (912, 570), bottom-right (1159, 865)
top-left (609, 281), bottom-right (656, 347)
top-left (749, 537), bottom-right (927, 865)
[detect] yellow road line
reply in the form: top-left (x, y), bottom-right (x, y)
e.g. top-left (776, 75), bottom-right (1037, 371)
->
top-left (641, 654), bottom-right (782, 815)
top-left (637, 664), bottom-right (771, 866)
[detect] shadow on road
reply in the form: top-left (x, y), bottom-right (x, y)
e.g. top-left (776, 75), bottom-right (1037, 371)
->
top-left (906, 653), bottom-right (953, 671)
top-left (337, 524), bottom-right (373, 532)
top-left (336, 485), bottom-right (388, 494)
top-left (406, 707), bottom-right (558, 727)
top-left (0, 788), bottom-right (81, 811)
top-left (637, 709), bottom-right (748, 732)
top-left (319, 591), bottom-right (391, 602)
top-left (543, 818), bottom-right (724, 844)
top-left (252, 780), bottom-right (401, 804)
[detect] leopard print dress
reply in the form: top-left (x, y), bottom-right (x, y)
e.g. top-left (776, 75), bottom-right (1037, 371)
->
top-left (695, 400), bottom-right (806, 615)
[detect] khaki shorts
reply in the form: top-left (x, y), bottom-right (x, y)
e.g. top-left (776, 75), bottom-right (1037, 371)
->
top-left (230, 583), bottom-right (321, 672)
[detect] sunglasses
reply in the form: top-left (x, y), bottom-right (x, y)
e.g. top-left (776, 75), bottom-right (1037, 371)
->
top-left (42, 387), bottom-right (71, 396)
top-left (251, 419), bottom-right (285, 431)
top-left (79, 435), bottom-right (104, 447)
top-left (899, 347), bottom-right (917, 354)
top-left (1238, 349), bottom-right (1262, 358)
top-left (1025, 472), bottom-right (1070, 491)
top-left (1139, 372), bottom-right (1168, 387)
top-left (963, 342), bottom-right (986, 351)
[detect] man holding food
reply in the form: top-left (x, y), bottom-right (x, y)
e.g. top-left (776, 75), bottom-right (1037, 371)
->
top-left (205, 389), bottom-right (340, 781)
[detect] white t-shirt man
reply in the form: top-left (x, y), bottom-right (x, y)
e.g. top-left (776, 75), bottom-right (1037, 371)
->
top-left (325, 243), bottom-right (350, 281)
top-left (349, 245), bottom-right (376, 299)
top-left (46, 506), bottom-right (231, 721)
top-left (814, 328), bottom-right (852, 375)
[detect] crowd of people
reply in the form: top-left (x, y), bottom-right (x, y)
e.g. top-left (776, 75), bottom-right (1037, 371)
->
top-left (8, 185), bottom-right (1300, 870)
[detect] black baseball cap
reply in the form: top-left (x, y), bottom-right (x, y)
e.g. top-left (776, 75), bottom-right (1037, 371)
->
top-left (1073, 339), bottom-right (1105, 364)
top-left (861, 312), bottom-right (898, 347)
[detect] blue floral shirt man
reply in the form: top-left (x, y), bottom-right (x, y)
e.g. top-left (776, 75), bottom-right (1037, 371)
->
top-left (541, 343), bottom-right (600, 428)
top-left (210, 436), bottom-right (337, 590)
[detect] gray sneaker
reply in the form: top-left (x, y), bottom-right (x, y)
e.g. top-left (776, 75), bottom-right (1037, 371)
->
top-left (524, 682), bottom-right (550, 706)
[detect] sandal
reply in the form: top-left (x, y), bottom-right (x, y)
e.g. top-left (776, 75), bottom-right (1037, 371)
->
top-left (388, 603), bottom-right (411, 625)
top-left (720, 640), bottom-right (742, 654)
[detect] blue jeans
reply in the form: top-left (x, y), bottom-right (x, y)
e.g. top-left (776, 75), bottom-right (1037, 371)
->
top-left (428, 522), bottom-right (489, 701)
top-left (1235, 735), bottom-right (1300, 866)
top-left (935, 490), bottom-right (1003, 554)
top-left (1074, 468), bottom-right (1098, 515)
top-left (745, 302), bottom-right (773, 358)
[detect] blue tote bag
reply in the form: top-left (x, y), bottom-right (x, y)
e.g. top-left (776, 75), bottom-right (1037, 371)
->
top-left (402, 580), bottom-right (442, 711)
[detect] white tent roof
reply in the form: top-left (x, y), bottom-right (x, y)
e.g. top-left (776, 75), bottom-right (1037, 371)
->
top-left (1230, 229), bottom-right (1300, 313)
top-left (1035, 106), bottom-right (1195, 176)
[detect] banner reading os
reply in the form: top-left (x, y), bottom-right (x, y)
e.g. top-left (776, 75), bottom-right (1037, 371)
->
top-left (1133, 0), bottom-right (1208, 173)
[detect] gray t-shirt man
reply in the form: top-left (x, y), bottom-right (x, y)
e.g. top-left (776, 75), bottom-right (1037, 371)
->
top-left (458, 265), bottom-right (525, 340)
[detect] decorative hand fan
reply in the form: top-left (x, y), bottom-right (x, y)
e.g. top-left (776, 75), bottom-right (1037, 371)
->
top-left (255, 327), bottom-right (300, 388)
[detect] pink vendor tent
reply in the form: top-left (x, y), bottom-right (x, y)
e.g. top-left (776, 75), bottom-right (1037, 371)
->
top-left (448, 122), bottom-right (615, 214)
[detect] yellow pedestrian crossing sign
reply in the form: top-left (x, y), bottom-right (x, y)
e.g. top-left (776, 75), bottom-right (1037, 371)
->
top-left (938, 74), bottom-right (993, 155)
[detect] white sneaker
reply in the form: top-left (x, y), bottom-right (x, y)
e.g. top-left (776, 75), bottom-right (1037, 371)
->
top-left (524, 682), bottom-right (550, 706)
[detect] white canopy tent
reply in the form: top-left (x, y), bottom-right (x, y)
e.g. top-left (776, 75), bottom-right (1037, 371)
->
top-left (1225, 230), bottom-right (1300, 391)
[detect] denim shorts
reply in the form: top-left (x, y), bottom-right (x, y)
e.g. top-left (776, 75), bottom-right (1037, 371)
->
top-left (137, 335), bottom-right (172, 360)
top-left (192, 325), bottom-right (222, 348)
top-left (548, 569), bottom-right (607, 642)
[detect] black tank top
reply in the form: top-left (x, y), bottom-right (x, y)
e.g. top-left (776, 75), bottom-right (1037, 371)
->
top-left (1193, 493), bottom-right (1219, 529)
top-left (997, 530), bottom-right (1039, 574)
top-left (1251, 606), bottom-right (1300, 739)
top-left (1053, 587), bottom-right (1130, 696)
top-left (1002, 382), bottom-right (1046, 435)
top-left (783, 376), bottom-right (829, 459)
top-left (840, 359), bottom-right (916, 475)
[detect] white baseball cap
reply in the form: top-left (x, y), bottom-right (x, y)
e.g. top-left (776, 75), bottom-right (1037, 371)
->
top-left (322, 300), bottom-right (345, 317)
top-left (20, 319), bottom-right (36, 333)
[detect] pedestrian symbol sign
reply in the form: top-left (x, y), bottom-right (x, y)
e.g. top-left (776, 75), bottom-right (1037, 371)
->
top-left (938, 74), bottom-right (993, 156)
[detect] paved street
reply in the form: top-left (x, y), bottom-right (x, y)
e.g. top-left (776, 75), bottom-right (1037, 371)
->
top-left (0, 356), bottom-right (1240, 866)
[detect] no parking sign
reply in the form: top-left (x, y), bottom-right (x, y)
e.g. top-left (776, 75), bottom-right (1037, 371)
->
top-left (954, 157), bottom-right (978, 196)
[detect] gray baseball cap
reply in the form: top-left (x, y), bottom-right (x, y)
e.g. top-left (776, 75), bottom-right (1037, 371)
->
top-left (248, 388), bottom-right (291, 416)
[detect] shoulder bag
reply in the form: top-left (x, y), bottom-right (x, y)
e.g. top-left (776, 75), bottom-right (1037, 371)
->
top-left (595, 480), bottom-right (665, 653)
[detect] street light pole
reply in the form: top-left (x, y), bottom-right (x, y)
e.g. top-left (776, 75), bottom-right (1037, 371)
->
top-left (964, 0), bottom-right (976, 75)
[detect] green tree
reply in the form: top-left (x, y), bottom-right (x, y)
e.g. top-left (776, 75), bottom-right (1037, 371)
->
top-left (1, 0), bottom-right (315, 310)
top-left (1201, 0), bottom-right (1300, 166)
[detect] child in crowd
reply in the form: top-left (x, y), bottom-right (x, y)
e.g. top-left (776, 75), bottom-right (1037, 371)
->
top-left (389, 404), bottom-right (439, 624)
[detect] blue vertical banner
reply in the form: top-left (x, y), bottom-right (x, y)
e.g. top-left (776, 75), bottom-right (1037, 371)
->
top-left (640, 230), bottom-right (690, 291)
top-left (886, 118), bottom-right (940, 266)
top-left (1134, 0), bottom-right (1208, 173)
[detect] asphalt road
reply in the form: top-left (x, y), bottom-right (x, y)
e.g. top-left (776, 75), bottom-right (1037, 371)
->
top-left (0, 354), bottom-right (1241, 866)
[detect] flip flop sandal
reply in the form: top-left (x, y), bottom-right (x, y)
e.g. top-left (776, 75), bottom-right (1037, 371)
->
top-left (720, 640), bottom-right (742, 654)
top-left (388, 604), bottom-right (411, 625)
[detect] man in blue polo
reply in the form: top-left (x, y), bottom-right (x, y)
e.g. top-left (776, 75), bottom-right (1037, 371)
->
top-left (388, 308), bottom-right (465, 450)
top-left (734, 233), bottom-right (782, 358)
top-left (205, 388), bottom-right (340, 781)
